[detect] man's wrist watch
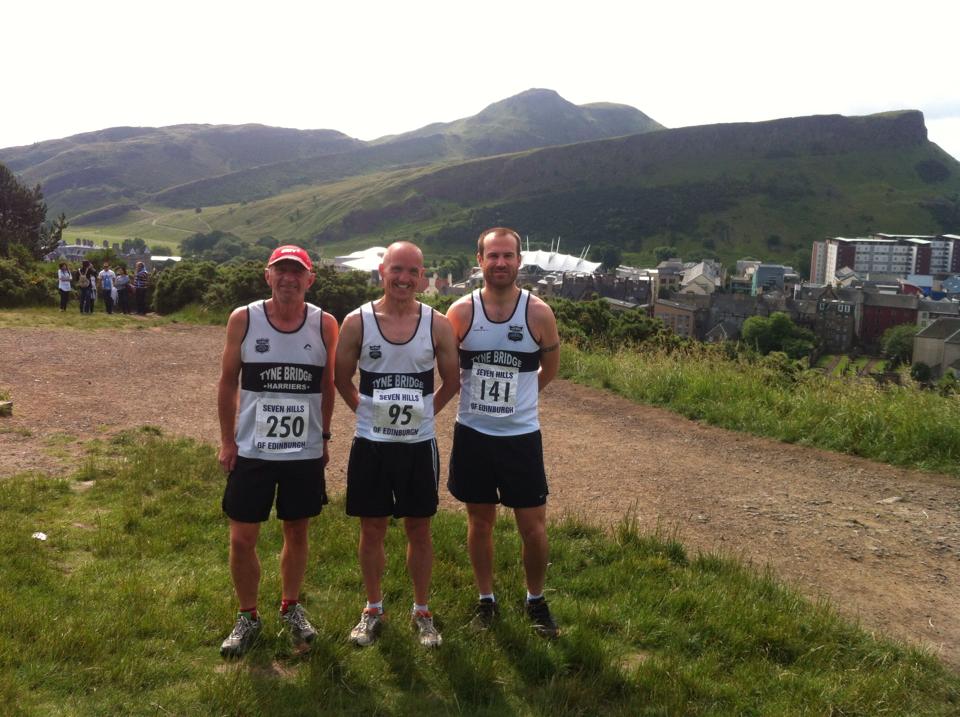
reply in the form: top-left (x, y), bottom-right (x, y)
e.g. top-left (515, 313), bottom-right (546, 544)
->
top-left (322, 432), bottom-right (332, 440)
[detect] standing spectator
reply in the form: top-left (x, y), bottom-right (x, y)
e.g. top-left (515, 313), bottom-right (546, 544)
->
top-left (115, 267), bottom-right (131, 314)
top-left (98, 262), bottom-right (117, 315)
top-left (57, 263), bottom-right (72, 311)
top-left (77, 260), bottom-right (96, 313)
top-left (134, 261), bottom-right (149, 315)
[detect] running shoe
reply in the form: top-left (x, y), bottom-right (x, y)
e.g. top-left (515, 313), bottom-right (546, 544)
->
top-left (469, 597), bottom-right (499, 632)
top-left (412, 610), bottom-right (442, 648)
top-left (525, 597), bottom-right (560, 639)
top-left (349, 608), bottom-right (383, 647)
top-left (220, 612), bottom-right (262, 658)
top-left (281, 603), bottom-right (317, 647)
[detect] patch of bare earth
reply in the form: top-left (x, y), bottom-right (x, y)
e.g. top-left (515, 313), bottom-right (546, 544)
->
top-left (2, 325), bottom-right (958, 667)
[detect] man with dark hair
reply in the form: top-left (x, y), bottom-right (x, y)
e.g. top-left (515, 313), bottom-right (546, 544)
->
top-left (335, 241), bottom-right (460, 648)
top-left (217, 245), bottom-right (339, 658)
top-left (446, 227), bottom-right (562, 637)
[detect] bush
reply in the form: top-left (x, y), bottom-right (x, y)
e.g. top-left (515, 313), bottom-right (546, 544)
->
top-left (0, 257), bottom-right (56, 308)
top-left (151, 260), bottom-right (379, 321)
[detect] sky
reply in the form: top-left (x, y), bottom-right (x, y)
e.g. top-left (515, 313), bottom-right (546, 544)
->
top-left (4, 0), bottom-right (960, 160)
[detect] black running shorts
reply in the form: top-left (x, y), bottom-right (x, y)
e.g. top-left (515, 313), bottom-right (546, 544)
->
top-left (222, 456), bottom-right (327, 523)
top-left (346, 437), bottom-right (439, 518)
top-left (447, 422), bottom-right (548, 508)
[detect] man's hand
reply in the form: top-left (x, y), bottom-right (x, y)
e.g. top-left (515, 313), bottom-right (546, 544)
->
top-left (219, 440), bottom-right (239, 474)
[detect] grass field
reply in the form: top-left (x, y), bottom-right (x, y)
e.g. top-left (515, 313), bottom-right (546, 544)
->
top-left (560, 345), bottom-right (960, 476)
top-left (1, 430), bottom-right (958, 715)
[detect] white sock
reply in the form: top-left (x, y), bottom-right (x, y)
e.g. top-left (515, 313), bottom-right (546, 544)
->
top-left (479, 593), bottom-right (496, 603)
top-left (365, 600), bottom-right (383, 614)
top-left (526, 591), bottom-right (543, 602)
top-left (413, 603), bottom-right (429, 614)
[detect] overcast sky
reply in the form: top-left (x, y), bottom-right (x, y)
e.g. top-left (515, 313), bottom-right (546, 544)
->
top-left (5, 0), bottom-right (959, 160)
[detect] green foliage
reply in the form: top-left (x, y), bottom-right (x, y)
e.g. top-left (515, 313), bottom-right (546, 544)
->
top-left (742, 312), bottom-right (816, 359)
top-left (0, 257), bottom-right (55, 308)
top-left (0, 162), bottom-right (50, 259)
top-left (181, 230), bottom-right (269, 263)
top-left (560, 344), bottom-right (960, 476)
top-left (548, 297), bottom-right (680, 350)
top-left (881, 323), bottom-right (919, 365)
top-left (911, 361), bottom-right (932, 383)
top-left (654, 246), bottom-right (679, 263)
top-left (1, 432), bottom-right (957, 714)
top-left (152, 260), bottom-right (379, 320)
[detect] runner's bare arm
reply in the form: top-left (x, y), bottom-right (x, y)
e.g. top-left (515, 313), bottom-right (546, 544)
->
top-left (431, 311), bottom-right (461, 415)
top-left (530, 297), bottom-right (560, 392)
top-left (334, 311), bottom-right (363, 413)
top-left (217, 307), bottom-right (248, 473)
top-left (445, 295), bottom-right (473, 343)
top-left (320, 311), bottom-right (340, 465)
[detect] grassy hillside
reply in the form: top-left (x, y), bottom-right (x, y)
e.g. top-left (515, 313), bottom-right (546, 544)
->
top-left (0, 125), bottom-right (361, 216)
top-left (3, 89), bottom-right (663, 220)
top-left (61, 110), bottom-right (960, 267)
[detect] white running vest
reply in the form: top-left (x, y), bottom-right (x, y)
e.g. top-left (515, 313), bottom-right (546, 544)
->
top-left (236, 301), bottom-right (327, 460)
top-left (355, 301), bottom-right (437, 443)
top-left (456, 289), bottom-right (541, 436)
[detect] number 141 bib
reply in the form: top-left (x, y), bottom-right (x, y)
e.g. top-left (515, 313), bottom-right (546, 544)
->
top-left (469, 362), bottom-right (517, 417)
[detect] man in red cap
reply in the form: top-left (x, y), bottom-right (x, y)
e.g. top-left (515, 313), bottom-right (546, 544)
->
top-left (217, 244), bottom-right (339, 658)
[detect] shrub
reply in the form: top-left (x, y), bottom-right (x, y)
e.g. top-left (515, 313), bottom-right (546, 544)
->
top-left (0, 257), bottom-right (55, 308)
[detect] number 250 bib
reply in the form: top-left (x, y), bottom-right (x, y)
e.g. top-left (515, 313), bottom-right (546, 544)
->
top-left (255, 398), bottom-right (309, 453)
top-left (469, 362), bottom-right (517, 417)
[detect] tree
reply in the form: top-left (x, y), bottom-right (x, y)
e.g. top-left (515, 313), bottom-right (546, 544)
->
top-left (881, 323), bottom-right (918, 366)
top-left (0, 162), bottom-right (49, 259)
top-left (742, 312), bottom-right (815, 359)
top-left (653, 246), bottom-right (679, 264)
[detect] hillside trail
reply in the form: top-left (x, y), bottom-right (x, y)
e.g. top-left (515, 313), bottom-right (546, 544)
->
top-left (2, 324), bottom-right (958, 668)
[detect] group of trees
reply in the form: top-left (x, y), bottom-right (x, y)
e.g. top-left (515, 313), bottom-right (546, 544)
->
top-left (0, 163), bottom-right (68, 260)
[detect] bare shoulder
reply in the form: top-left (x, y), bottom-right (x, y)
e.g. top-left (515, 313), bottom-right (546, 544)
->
top-left (447, 293), bottom-right (474, 317)
top-left (225, 306), bottom-right (249, 333)
top-left (527, 294), bottom-right (557, 323)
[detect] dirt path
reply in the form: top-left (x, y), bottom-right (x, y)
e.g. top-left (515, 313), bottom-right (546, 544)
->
top-left (2, 324), bottom-right (958, 667)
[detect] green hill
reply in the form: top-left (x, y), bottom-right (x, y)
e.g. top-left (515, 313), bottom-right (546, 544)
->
top-left (1, 89), bottom-right (664, 219)
top-left (0, 124), bottom-right (360, 216)
top-left (156, 110), bottom-right (954, 269)
top-left (13, 106), bottom-right (960, 269)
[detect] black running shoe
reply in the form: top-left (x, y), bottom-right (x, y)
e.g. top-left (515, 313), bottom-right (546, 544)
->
top-left (525, 597), bottom-right (559, 639)
top-left (469, 598), bottom-right (499, 632)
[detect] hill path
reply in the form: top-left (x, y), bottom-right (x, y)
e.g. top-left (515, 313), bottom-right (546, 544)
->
top-left (1, 324), bottom-right (958, 667)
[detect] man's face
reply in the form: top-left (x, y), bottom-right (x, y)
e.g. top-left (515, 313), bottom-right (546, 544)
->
top-left (103, 264), bottom-right (109, 270)
top-left (380, 245), bottom-right (424, 301)
top-left (478, 232), bottom-right (520, 288)
top-left (265, 260), bottom-right (314, 301)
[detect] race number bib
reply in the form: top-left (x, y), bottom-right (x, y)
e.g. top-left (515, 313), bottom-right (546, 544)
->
top-left (372, 388), bottom-right (424, 439)
top-left (255, 398), bottom-right (309, 453)
top-left (469, 362), bottom-right (517, 417)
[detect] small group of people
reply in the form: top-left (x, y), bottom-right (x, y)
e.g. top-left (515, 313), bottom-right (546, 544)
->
top-left (217, 228), bottom-right (561, 658)
top-left (57, 260), bottom-right (149, 315)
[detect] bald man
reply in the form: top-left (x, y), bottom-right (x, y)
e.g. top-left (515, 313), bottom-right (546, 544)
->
top-left (335, 241), bottom-right (460, 648)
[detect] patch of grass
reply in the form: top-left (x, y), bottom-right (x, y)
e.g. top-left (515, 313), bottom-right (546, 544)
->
top-left (560, 345), bottom-right (960, 476)
top-left (0, 306), bottom-right (229, 330)
top-left (0, 432), bottom-right (957, 715)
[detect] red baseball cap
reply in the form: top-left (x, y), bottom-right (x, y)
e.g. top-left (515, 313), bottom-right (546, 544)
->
top-left (267, 245), bottom-right (313, 271)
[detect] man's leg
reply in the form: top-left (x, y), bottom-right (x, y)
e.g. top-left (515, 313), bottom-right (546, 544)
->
top-left (514, 505), bottom-right (549, 596)
top-left (466, 503), bottom-right (497, 595)
top-left (358, 517), bottom-right (389, 603)
top-left (280, 518), bottom-right (310, 602)
top-left (403, 516), bottom-right (433, 606)
top-left (228, 520), bottom-right (261, 608)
